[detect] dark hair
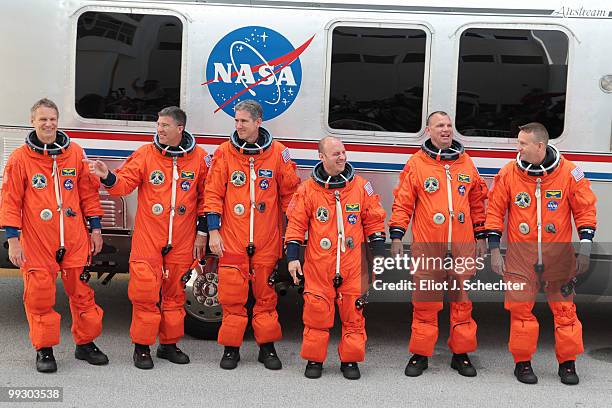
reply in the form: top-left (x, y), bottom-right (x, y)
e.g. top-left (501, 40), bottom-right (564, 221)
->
top-left (158, 106), bottom-right (187, 127)
top-left (426, 111), bottom-right (450, 125)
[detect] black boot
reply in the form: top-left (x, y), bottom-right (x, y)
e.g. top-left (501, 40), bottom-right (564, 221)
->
top-left (220, 346), bottom-right (240, 370)
top-left (558, 360), bottom-right (579, 385)
top-left (36, 347), bottom-right (57, 373)
top-left (157, 343), bottom-right (190, 364)
top-left (133, 344), bottom-right (154, 370)
top-left (258, 342), bottom-right (282, 370)
top-left (340, 362), bottom-right (361, 380)
top-left (451, 353), bottom-right (477, 377)
top-left (75, 342), bottom-right (109, 366)
top-left (404, 354), bottom-right (428, 377)
top-left (514, 361), bottom-right (538, 384)
top-left (304, 361), bottom-right (323, 379)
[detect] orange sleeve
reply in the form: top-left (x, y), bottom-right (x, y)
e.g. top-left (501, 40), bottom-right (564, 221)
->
top-left (77, 147), bottom-right (103, 218)
top-left (484, 166), bottom-right (511, 237)
top-left (277, 145), bottom-right (301, 213)
top-left (284, 183), bottom-right (310, 243)
top-left (196, 150), bottom-right (210, 216)
top-left (388, 159), bottom-right (418, 237)
top-left (0, 151), bottom-right (26, 228)
top-left (105, 148), bottom-right (145, 197)
top-left (361, 181), bottom-right (386, 237)
top-left (467, 158), bottom-right (488, 238)
top-left (203, 146), bottom-right (228, 215)
top-left (567, 164), bottom-right (597, 231)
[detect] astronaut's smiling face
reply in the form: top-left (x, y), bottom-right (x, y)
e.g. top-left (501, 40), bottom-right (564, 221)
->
top-left (157, 115), bottom-right (183, 146)
top-left (517, 131), bottom-right (546, 165)
top-left (31, 106), bottom-right (58, 144)
top-left (234, 109), bottom-right (262, 143)
top-left (319, 137), bottom-right (346, 176)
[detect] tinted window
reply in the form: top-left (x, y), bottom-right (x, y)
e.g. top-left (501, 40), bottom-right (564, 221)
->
top-left (456, 28), bottom-right (568, 138)
top-left (328, 27), bottom-right (427, 133)
top-left (76, 12), bottom-right (182, 121)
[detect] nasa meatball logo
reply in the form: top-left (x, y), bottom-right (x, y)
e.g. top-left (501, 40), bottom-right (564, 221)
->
top-left (547, 200), bottom-right (559, 211)
top-left (204, 26), bottom-right (314, 121)
top-left (63, 179), bottom-right (74, 191)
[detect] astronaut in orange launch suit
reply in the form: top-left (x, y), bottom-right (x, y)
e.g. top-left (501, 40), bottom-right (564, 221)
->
top-left (1, 98), bottom-right (108, 373)
top-left (389, 111), bottom-right (488, 378)
top-left (286, 136), bottom-right (386, 380)
top-left (205, 100), bottom-right (300, 370)
top-left (87, 106), bottom-right (209, 369)
top-left (486, 122), bottom-right (596, 385)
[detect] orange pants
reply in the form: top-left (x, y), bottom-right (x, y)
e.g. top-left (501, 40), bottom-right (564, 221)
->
top-left (217, 261), bottom-right (281, 347)
top-left (22, 266), bottom-right (103, 350)
top-left (301, 292), bottom-right (366, 363)
top-left (503, 277), bottom-right (583, 363)
top-left (505, 299), bottom-right (583, 363)
top-left (128, 261), bottom-right (189, 345)
top-left (409, 301), bottom-right (477, 356)
top-left (409, 273), bottom-right (477, 356)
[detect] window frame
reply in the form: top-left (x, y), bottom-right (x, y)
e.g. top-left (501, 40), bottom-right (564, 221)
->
top-left (71, 6), bottom-right (188, 126)
top-left (451, 23), bottom-right (575, 144)
top-left (323, 19), bottom-right (433, 141)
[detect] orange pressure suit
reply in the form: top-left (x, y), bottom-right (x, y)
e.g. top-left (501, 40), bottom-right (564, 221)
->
top-left (485, 145), bottom-right (596, 363)
top-left (0, 131), bottom-right (104, 349)
top-left (204, 129), bottom-right (300, 347)
top-left (388, 139), bottom-right (488, 357)
top-left (285, 162), bottom-right (386, 363)
top-left (102, 132), bottom-right (208, 345)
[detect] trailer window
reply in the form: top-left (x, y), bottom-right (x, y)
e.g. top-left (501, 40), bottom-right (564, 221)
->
top-left (328, 26), bottom-right (427, 133)
top-left (456, 28), bottom-right (568, 139)
top-left (75, 12), bottom-right (183, 121)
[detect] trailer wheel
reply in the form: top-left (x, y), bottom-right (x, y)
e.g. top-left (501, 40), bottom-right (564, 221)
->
top-left (183, 255), bottom-right (223, 340)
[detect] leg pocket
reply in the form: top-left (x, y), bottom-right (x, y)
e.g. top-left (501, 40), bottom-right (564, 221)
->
top-left (303, 292), bottom-right (334, 330)
top-left (217, 265), bottom-right (248, 306)
top-left (128, 261), bottom-right (161, 305)
top-left (24, 268), bottom-right (56, 314)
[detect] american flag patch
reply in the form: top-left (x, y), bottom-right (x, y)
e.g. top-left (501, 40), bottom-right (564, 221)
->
top-left (571, 166), bottom-right (584, 182)
top-left (281, 147), bottom-right (291, 163)
top-left (204, 154), bottom-right (213, 168)
top-left (364, 181), bottom-right (374, 196)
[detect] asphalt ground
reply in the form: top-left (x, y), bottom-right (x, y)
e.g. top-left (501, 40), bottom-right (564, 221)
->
top-left (1, 269), bottom-right (612, 407)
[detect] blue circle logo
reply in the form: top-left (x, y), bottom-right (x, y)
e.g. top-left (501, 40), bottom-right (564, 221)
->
top-left (347, 214), bottom-right (358, 225)
top-left (181, 181), bottom-right (191, 191)
top-left (64, 179), bottom-right (74, 191)
top-left (547, 200), bottom-right (559, 211)
top-left (259, 179), bottom-right (270, 190)
top-left (204, 26), bottom-right (314, 121)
